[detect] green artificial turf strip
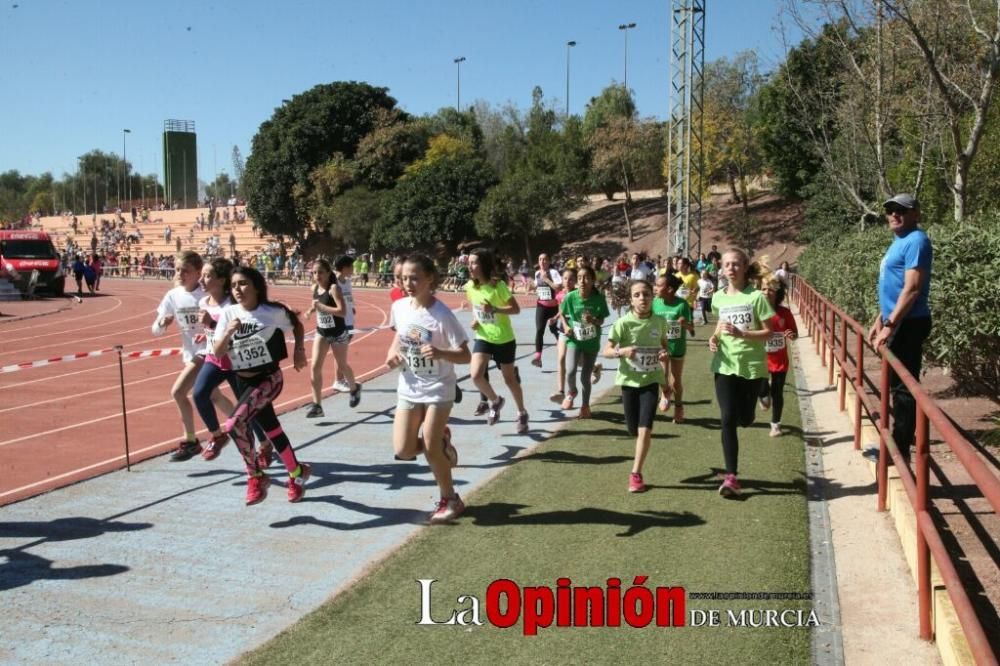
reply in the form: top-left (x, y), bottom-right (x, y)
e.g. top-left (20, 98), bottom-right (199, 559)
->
top-left (239, 338), bottom-right (812, 665)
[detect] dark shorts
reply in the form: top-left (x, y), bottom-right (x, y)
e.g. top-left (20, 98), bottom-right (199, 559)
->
top-left (622, 383), bottom-right (659, 435)
top-left (472, 338), bottom-right (517, 365)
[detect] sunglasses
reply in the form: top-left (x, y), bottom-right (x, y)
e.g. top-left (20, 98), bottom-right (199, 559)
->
top-left (885, 205), bottom-right (908, 216)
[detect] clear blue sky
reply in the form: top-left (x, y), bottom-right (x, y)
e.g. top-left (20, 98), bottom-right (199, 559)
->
top-left (0, 0), bottom-right (802, 180)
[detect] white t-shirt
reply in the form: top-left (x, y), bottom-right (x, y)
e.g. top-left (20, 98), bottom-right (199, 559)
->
top-left (214, 303), bottom-right (293, 373)
top-left (630, 264), bottom-right (653, 282)
top-left (534, 268), bottom-right (562, 304)
top-left (199, 295), bottom-right (232, 361)
top-left (389, 297), bottom-right (468, 403)
top-left (152, 284), bottom-right (206, 362)
top-left (697, 278), bottom-right (714, 300)
top-left (339, 277), bottom-right (355, 327)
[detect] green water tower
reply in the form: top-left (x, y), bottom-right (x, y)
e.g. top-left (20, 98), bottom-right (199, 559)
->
top-left (163, 119), bottom-right (198, 209)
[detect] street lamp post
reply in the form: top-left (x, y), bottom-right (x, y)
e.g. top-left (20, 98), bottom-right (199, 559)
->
top-left (121, 128), bottom-right (131, 210)
top-left (453, 56), bottom-right (466, 110)
top-left (566, 41), bottom-right (576, 117)
top-left (618, 22), bottom-right (637, 90)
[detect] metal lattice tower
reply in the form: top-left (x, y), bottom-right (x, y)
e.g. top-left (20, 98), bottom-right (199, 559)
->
top-left (667, 0), bottom-right (705, 259)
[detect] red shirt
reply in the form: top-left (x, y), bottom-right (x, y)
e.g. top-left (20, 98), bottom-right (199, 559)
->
top-left (766, 305), bottom-right (798, 373)
top-left (389, 286), bottom-right (406, 302)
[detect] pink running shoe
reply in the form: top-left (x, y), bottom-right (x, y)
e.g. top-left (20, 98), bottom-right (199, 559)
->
top-left (429, 494), bottom-right (465, 524)
top-left (201, 433), bottom-right (229, 461)
top-left (718, 473), bottom-right (742, 497)
top-left (628, 472), bottom-right (647, 493)
top-left (287, 463), bottom-right (312, 503)
top-left (245, 474), bottom-right (271, 506)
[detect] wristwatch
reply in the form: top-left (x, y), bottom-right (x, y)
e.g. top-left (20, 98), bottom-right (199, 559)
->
top-left (883, 318), bottom-right (896, 329)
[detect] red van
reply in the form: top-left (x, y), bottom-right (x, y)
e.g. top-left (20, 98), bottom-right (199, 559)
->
top-left (0, 230), bottom-right (66, 296)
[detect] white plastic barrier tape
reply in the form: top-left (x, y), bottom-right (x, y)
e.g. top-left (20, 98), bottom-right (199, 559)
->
top-left (1, 347), bottom-right (182, 374)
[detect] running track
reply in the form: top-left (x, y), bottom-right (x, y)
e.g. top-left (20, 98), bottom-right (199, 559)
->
top-left (0, 279), bottom-right (479, 506)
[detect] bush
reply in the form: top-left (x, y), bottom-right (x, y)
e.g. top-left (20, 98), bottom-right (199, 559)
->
top-left (926, 212), bottom-right (1000, 402)
top-left (798, 225), bottom-right (887, 324)
top-left (799, 211), bottom-right (1000, 403)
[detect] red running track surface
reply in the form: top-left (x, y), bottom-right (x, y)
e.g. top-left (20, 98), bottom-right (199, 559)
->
top-left (0, 279), bottom-right (478, 506)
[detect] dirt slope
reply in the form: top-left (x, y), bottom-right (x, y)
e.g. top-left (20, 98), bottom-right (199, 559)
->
top-left (561, 189), bottom-right (806, 267)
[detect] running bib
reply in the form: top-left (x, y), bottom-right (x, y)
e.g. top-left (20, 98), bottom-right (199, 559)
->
top-left (403, 347), bottom-right (437, 378)
top-left (628, 347), bottom-right (662, 373)
top-left (230, 334), bottom-right (273, 370)
top-left (536, 285), bottom-right (553, 301)
top-left (573, 322), bottom-right (597, 341)
top-left (317, 311), bottom-right (336, 329)
top-left (665, 321), bottom-right (683, 340)
top-left (766, 333), bottom-right (786, 353)
top-left (176, 306), bottom-right (201, 331)
top-left (677, 287), bottom-right (690, 299)
top-left (474, 304), bottom-right (496, 324)
top-left (344, 293), bottom-right (354, 308)
top-left (719, 304), bottom-right (754, 332)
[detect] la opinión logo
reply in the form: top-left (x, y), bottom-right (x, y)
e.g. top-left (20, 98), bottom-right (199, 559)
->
top-left (417, 577), bottom-right (686, 635)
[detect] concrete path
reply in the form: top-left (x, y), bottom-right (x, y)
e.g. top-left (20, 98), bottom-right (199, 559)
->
top-left (790, 305), bottom-right (940, 665)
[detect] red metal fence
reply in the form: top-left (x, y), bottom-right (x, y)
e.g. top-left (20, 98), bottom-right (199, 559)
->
top-left (790, 275), bottom-right (1000, 665)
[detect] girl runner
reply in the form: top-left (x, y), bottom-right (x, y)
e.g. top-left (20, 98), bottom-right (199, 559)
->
top-left (760, 278), bottom-right (798, 437)
top-left (152, 251), bottom-right (208, 462)
top-left (331, 255), bottom-right (361, 400)
top-left (708, 249), bottom-right (774, 497)
top-left (653, 273), bottom-right (695, 423)
top-left (466, 249), bottom-right (529, 433)
top-left (531, 253), bottom-right (563, 368)
top-left (304, 259), bottom-right (359, 418)
top-left (385, 254), bottom-right (470, 523)
top-left (559, 265), bottom-right (610, 418)
top-left (604, 280), bottom-right (670, 493)
top-left (548, 267), bottom-right (577, 404)
top-left (695, 269), bottom-right (714, 325)
top-left (213, 266), bottom-right (310, 505)
top-left (191, 258), bottom-right (273, 464)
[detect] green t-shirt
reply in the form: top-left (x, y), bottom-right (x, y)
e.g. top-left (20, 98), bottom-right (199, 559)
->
top-left (465, 279), bottom-right (516, 344)
top-left (560, 289), bottom-right (610, 354)
top-left (608, 312), bottom-right (668, 387)
top-left (710, 286), bottom-right (774, 379)
top-left (652, 297), bottom-right (693, 358)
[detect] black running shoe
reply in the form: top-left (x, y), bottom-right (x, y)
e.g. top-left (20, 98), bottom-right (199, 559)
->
top-left (305, 403), bottom-right (324, 418)
top-left (454, 384), bottom-right (463, 403)
top-left (169, 440), bottom-right (202, 462)
top-left (349, 383), bottom-right (362, 408)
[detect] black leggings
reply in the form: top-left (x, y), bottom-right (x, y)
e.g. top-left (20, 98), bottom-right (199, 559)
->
top-left (535, 304), bottom-right (559, 353)
top-left (622, 383), bottom-right (659, 436)
top-left (759, 371), bottom-right (787, 423)
top-left (715, 373), bottom-right (764, 474)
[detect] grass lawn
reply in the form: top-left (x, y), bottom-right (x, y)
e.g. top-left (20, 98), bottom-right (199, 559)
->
top-left (239, 337), bottom-right (812, 665)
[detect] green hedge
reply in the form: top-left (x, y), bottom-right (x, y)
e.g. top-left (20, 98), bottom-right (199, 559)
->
top-left (798, 212), bottom-right (1000, 402)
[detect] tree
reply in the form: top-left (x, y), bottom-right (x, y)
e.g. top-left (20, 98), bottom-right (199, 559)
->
top-left (475, 167), bottom-right (571, 259)
top-left (375, 155), bottom-right (497, 254)
top-left (354, 110), bottom-right (429, 189)
top-left (314, 186), bottom-right (384, 250)
top-left (205, 172), bottom-right (235, 201)
top-left (582, 84), bottom-right (642, 201)
top-left (702, 52), bottom-right (767, 217)
top-left (243, 81), bottom-right (400, 238)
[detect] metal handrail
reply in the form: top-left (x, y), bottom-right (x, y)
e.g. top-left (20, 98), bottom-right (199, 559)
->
top-left (789, 274), bottom-right (999, 665)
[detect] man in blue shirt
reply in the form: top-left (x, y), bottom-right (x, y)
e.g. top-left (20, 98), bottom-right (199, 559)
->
top-left (867, 193), bottom-right (932, 464)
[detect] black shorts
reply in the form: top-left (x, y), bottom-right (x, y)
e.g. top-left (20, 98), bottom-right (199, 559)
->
top-left (622, 383), bottom-right (659, 435)
top-left (472, 338), bottom-right (517, 365)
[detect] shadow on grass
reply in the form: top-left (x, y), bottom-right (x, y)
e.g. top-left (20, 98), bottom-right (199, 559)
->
top-left (465, 502), bottom-right (705, 537)
top-left (665, 469), bottom-right (808, 501)
top-left (523, 450), bottom-right (634, 465)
